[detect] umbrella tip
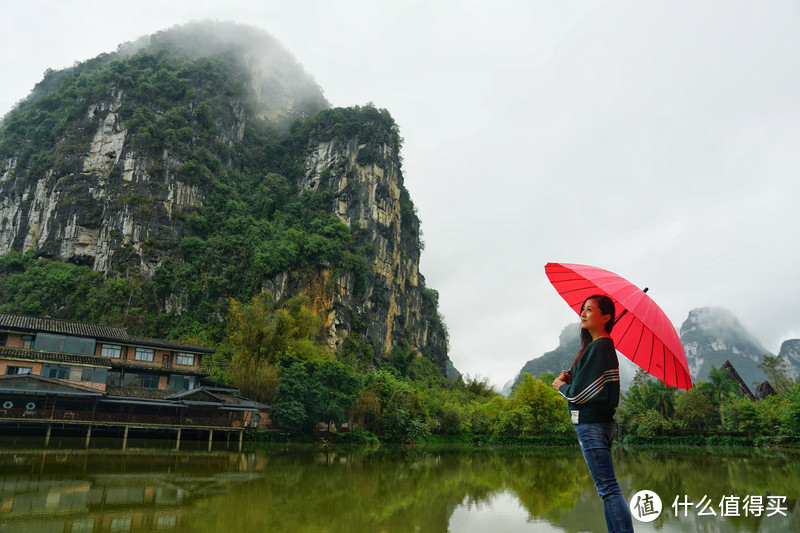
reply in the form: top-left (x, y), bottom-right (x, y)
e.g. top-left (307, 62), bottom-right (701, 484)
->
top-left (643, 287), bottom-right (649, 293)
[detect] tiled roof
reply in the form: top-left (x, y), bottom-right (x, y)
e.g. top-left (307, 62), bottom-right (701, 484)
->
top-left (0, 346), bottom-right (112, 367)
top-left (214, 392), bottom-right (242, 406)
top-left (0, 313), bottom-right (127, 339)
top-left (105, 386), bottom-right (173, 400)
top-left (0, 312), bottom-right (214, 354)
top-left (108, 359), bottom-right (208, 376)
top-left (0, 374), bottom-right (104, 395)
top-left (125, 335), bottom-right (214, 353)
top-left (105, 386), bottom-right (241, 406)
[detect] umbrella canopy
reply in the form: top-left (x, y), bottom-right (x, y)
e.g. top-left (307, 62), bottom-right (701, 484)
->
top-left (545, 262), bottom-right (692, 389)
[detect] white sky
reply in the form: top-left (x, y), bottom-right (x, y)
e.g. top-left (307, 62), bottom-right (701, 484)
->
top-left (3, 0), bottom-right (800, 389)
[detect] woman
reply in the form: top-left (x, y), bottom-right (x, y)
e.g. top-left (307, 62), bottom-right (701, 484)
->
top-left (552, 294), bottom-right (634, 533)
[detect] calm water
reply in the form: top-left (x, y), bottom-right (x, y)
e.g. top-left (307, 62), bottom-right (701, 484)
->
top-left (0, 438), bottom-right (798, 533)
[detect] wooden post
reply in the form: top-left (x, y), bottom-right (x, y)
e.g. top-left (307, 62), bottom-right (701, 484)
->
top-left (45, 424), bottom-right (52, 447)
top-left (208, 429), bottom-right (214, 452)
top-left (238, 429), bottom-right (243, 452)
top-left (122, 426), bottom-right (129, 451)
top-left (85, 426), bottom-right (92, 449)
top-left (175, 428), bottom-right (181, 451)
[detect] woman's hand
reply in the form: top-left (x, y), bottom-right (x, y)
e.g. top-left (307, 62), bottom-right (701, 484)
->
top-left (552, 371), bottom-right (571, 391)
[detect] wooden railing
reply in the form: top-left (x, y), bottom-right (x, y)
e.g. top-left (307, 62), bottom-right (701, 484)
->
top-left (0, 408), bottom-right (238, 428)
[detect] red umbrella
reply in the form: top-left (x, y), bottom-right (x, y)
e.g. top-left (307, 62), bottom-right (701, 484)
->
top-left (545, 262), bottom-right (692, 389)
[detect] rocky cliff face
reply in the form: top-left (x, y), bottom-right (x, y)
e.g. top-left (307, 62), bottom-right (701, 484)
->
top-left (1, 89), bottom-right (205, 275)
top-left (263, 125), bottom-right (448, 369)
top-left (1, 21), bottom-right (324, 276)
top-left (0, 21), bottom-right (448, 373)
top-left (778, 339), bottom-right (800, 380)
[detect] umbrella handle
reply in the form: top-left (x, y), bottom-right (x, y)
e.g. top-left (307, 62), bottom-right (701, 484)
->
top-left (613, 287), bottom-right (648, 325)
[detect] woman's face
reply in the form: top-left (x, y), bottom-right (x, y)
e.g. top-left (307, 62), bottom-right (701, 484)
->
top-left (580, 298), bottom-right (611, 334)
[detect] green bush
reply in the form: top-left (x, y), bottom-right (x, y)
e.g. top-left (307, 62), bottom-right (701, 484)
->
top-left (706, 436), bottom-right (754, 447)
top-left (335, 429), bottom-right (379, 446)
top-left (620, 435), bottom-right (707, 446)
top-left (473, 434), bottom-right (578, 447)
top-left (243, 429), bottom-right (290, 443)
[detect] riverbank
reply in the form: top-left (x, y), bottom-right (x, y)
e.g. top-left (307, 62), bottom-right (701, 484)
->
top-left (243, 429), bottom-right (800, 449)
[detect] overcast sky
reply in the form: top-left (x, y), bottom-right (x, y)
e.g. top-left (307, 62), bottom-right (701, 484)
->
top-left (3, 0), bottom-right (799, 389)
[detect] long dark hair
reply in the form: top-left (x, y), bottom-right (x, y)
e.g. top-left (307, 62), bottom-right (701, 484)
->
top-left (569, 294), bottom-right (615, 372)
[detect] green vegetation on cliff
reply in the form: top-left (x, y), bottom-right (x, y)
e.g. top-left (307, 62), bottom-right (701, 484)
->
top-left (0, 35), bottom-right (419, 343)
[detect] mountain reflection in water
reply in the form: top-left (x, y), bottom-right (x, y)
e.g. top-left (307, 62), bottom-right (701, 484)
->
top-left (0, 441), bottom-right (798, 532)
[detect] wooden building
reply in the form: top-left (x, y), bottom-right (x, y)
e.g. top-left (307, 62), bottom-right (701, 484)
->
top-left (0, 313), bottom-right (266, 447)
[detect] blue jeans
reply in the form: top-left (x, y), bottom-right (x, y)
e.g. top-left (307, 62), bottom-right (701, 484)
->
top-left (575, 422), bottom-right (634, 533)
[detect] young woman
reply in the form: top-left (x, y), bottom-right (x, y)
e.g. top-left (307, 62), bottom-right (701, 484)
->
top-left (552, 294), bottom-right (634, 533)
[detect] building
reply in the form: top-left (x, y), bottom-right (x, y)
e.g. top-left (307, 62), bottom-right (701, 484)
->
top-left (0, 313), bottom-right (266, 446)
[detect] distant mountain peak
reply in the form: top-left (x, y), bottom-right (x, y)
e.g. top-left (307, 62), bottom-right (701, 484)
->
top-left (681, 307), bottom-right (743, 335)
top-left (680, 307), bottom-right (771, 386)
top-left (779, 339), bottom-right (800, 359)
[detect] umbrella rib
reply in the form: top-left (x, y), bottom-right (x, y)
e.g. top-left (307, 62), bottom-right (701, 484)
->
top-left (630, 323), bottom-right (648, 373)
top-left (673, 346), bottom-right (679, 389)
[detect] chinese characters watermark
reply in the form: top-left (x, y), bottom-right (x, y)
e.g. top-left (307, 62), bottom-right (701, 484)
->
top-left (629, 491), bottom-right (789, 523)
top-left (672, 494), bottom-right (788, 518)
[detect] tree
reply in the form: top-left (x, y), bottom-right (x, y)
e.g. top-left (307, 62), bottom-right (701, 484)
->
top-left (458, 375), bottom-right (496, 398)
top-left (754, 394), bottom-right (788, 436)
top-left (758, 355), bottom-right (796, 395)
top-left (226, 291), bottom-right (329, 396)
top-left (271, 358), bottom-right (312, 430)
top-left (307, 359), bottom-right (361, 431)
top-left (508, 373), bottom-right (571, 436)
top-left (779, 384), bottom-right (800, 436)
top-left (722, 398), bottom-right (761, 438)
top-left (706, 365), bottom-right (741, 434)
top-left (674, 386), bottom-right (716, 435)
top-left (231, 358), bottom-right (280, 404)
top-left (355, 370), bottom-right (430, 442)
top-left (619, 369), bottom-right (675, 436)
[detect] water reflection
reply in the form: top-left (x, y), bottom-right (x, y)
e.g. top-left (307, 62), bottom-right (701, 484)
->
top-left (450, 491), bottom-right (566, 532)
top-left (0, 443), bottom-right (798, 532)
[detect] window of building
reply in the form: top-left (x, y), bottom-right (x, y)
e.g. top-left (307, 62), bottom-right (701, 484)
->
top-left (156, 516), bottom-right (177, 529)
top-left (33, 333), bottom-right (94, 355)
top-left (122, 373), bottom-right (140, 387)
top-left (5, 366), bottom-right (32, 375)
top-left (0, 332), bottom-right (7, 346)
top-left (42, 364), bottom-right (71, 380)
top-left (176, 352), bottom-right (195, 366)
top-left (134, 347), bottom-right (155, 362)
top-left (81, 367), bottom-right (108, 384)
top-left (106, 371), bottom-right (121, 387)
top-left (109, 517), bottom-right (132, 533)
top-left (22, 334), bottom-right (33, 349)
top-left (101, 344), bottom-right (122, 358)
top-left (71, 519), bottom-right (96, 533)
top-left (120, 372), bottom-right (160, 388)
top-left (168, 375), bottom-right (196, 391)
top-left (141, 375), bottom-right (159, 389)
